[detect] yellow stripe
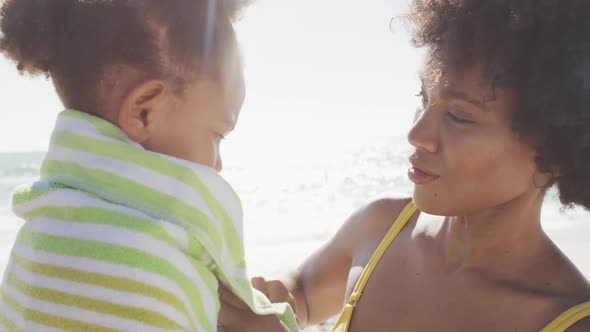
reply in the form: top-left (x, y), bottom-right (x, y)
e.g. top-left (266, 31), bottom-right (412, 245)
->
top-left (5, 272), bottom-right (180, 330)
top-left (11, 253), bottom-right (196, 330)
top-left (15, 228), bottom-right (215, 331)
top-left (541, 302), bottom-right (590, 331)
top-left (1, 289), bottom-right (119, 332)
top-left (0, 307), bottom-right (22, 332)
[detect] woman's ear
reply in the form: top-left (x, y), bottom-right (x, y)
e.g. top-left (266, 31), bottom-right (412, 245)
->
top-left (118, 80), bottom-right (166, 144)
top-left (533, 161), bottom-right (563, 190)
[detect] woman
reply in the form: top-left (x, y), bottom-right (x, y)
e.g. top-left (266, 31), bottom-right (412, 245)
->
top-left (218, 0), bottom-right (590, 331)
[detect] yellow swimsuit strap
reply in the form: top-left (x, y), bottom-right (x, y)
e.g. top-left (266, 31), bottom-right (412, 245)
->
top-left (332, 201), bottom-right (417, 332)
top-left (349, 201), bottom-right (417, 304)
top-left (333, 200), bottom-right (590, 332)
top-left (541, 301), bottom-right (590, 332)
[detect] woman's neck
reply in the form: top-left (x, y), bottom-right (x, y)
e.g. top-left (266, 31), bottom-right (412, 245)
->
top-left (426, 190), bottom-right (551, 277)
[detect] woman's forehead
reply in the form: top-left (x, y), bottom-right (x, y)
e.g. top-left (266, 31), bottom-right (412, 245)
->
top-left (420, 62), bottom-right (518, 112)
top-left (422, 63), bottom-right (498, 95)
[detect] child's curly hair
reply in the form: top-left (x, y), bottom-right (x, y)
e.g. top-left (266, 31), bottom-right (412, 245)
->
top-left (409, 0), bottom-right (590, 211)
top-left (0, 0), bottom-right (251, 113)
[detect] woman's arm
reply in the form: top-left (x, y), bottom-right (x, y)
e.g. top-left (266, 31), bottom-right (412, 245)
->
top-left (217, 209), bottom-right (363, 330)
top-left (218, 284), bottom-right (290, 332)
top-left (282, 222), bottom-right (356, 326)
top-left (285, 198), bottom-right (410, 326)
top-left (217, 221), bottom-right (356, 331)
top-left (217, 198), bottom-right (411, 330)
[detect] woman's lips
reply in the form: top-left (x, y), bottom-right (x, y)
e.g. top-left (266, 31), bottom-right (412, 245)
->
top-left (408, 166), bottom-right (440, 185)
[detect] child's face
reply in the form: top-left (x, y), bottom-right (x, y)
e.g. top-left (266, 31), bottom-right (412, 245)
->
top-left (157, 79), bottom-right (244, 172)
top-left (141, 38), bottom-right (245, 172)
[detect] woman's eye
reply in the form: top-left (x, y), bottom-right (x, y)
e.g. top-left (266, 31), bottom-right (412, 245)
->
top-left (447, 111), bottom-right (475, 124)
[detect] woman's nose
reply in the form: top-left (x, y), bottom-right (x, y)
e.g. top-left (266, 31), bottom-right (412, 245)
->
top-left (407, 108), bottom-right (439, 153)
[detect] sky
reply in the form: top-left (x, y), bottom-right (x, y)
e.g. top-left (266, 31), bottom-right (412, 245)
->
top-left (0, 0), bottom-right (422, 152)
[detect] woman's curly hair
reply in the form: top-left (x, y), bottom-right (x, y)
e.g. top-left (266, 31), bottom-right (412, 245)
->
top-left (409, 0), bottom-right (590, 210)
top-left (0, 0), bottom-right (251, 113)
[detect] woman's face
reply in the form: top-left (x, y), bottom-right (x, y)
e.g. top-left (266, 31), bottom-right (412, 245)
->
top-left (407, 63), bottom-right (544, 216)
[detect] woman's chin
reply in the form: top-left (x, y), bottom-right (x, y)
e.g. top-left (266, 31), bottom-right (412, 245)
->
top-left (412, 190), bottom-right (451, 216)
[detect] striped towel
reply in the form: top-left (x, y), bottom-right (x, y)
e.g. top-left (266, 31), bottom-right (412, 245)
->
top-left (0, 110), bottom-right (299, 332)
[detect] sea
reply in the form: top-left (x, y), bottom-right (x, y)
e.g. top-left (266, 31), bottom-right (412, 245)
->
top-left (0, 136), bottom-right (588, 331)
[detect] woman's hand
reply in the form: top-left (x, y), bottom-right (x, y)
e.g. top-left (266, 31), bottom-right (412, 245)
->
top-left (217, 280), bottom-right (293, 332)
top-left (251, 276), bottom-right (297, 311)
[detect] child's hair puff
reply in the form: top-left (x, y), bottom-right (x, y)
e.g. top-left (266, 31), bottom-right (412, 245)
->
top-left (0, 0), bottom-right (251, 112)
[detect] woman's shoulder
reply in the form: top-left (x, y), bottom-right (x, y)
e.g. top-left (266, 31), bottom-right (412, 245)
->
top-left (556, 261), bottom-right (590, 321)
top-left (358, 197), bottom-right (413, 221)
top-left (535, 247), bottom-right (590, 331)
top-left (548, 242), bottom-right (590, 298)
top-left (334, 197), bottom-right (414, 253)
top-left (548, 290), bottom-right (590, 332)
top-left (347, 197), bottom-right (413, 230)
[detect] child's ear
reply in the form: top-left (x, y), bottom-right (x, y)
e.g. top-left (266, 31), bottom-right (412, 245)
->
top-left (118, 80), bottom-right (166, 144)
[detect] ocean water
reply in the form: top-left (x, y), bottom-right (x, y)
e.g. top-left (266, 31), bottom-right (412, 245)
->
top-left (0, 151), bottom-right (41, 277)
top-left (0, 136), bottom-right (588, 291)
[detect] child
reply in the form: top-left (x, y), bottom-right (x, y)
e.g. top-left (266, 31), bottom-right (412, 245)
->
top-left (0, 1), bottom-right (297, 331)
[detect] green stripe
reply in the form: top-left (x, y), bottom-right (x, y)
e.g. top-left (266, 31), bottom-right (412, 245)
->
top-left (0, 306), bottom-right (22, 332)
top-left (11, 183), bottom-right (71, 208)
top-left (1, 288), bottom-right (119, 332)
top-left (23, 206), bottom-right (176, 248)
top-left (187, 260), bottom-right (219, 303)
top-left (188, 235), bottom-right (207, 261)
top-left (16, 229), bottom-right (218, 332)
top-left (187, 236), bottom-right (218, 290)
top-left (12, 186), bottom-right (45, 207)
top-left (49, 131), bottom-right (244, 264)
top-left (11, 254), bottom-right (196, 331)
top-left (6, 272), bottom-right (180, 329)
top-left (41, 159), bottom-right (223, 254)
top-left (61, 110), bottom-right (129, 143)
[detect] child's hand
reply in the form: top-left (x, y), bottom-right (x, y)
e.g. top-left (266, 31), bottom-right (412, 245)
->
top-left (218, 284), bottom-right (289, 332)
top-left (251, 276), bottom-right (297, 311)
